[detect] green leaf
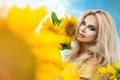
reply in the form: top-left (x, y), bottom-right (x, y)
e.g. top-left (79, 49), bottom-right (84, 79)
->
top-left (60, 43), bottom-right (71, 50)
top-left (114, 67), bottom-right (120, 80)
top-left (51, 11), bottom-right (61, 26)
top-left (57, 19), bottom-right (62, 26)
top-left (51, 12), bottom-right (58, 25)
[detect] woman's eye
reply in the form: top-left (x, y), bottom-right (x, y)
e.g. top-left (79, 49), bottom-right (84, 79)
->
top-left (88, 25), bottom-right (95, 31)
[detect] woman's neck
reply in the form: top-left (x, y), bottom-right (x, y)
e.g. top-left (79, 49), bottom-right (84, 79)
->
top-left (81, 43), bottom-right (91, 52)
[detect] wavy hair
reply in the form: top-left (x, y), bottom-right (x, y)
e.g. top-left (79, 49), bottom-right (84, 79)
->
top-left (64, 10), bottom-right (118, 66)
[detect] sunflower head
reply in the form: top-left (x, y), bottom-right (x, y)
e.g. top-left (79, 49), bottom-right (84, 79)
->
top-left (98, 62), bottom-right (120, 80)
top-left (61, 15), bottom-right (77, 36)
top-left (60, 15), bottom-right (77, 50)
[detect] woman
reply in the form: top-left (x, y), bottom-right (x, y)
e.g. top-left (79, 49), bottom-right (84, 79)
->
top-left (63, 10), bottom-right (119, 80)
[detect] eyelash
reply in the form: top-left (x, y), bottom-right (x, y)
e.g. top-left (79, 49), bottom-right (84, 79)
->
top-left (88, 26), bottom-right (95, 31)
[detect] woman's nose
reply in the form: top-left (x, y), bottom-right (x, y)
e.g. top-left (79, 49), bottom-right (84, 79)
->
top-left (79, 26), bottom-right (86, 33)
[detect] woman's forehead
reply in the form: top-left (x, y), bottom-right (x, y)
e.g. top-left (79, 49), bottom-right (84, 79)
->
top-left (84, 15), bottom-right (98, 27)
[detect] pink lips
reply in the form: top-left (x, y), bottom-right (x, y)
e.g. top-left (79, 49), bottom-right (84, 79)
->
top-left (78, 33), bottom-right (85, 38)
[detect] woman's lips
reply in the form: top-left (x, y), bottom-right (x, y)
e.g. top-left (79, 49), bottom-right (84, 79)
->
top-left (78, 33), bottom-right (85, 38)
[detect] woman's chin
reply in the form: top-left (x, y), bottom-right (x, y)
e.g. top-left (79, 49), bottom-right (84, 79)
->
top-left (77, 37), bottom-right (84, 42)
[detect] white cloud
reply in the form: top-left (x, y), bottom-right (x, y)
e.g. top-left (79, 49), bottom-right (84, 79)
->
top-left (36, 0), bottom-right (67, 18)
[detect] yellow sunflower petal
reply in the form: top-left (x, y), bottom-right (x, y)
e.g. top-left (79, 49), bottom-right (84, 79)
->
top-left (6, 5), bottom-right (48, 36)
top-left (106, 65), bottom-right (115, 74)
top-left (115, 61), bottom-right (120, 68)
top-left (0, 24), bottom-right (35, 80)
top-left (70, 15), bottom-right (78, 24)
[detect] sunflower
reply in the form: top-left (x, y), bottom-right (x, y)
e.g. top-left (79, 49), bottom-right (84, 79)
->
top-left (98, 62), bottom-right (120, 80)
top-left (40, 18), bottom-right (65, 35)
top-left (114, 61), bottom-right (120, 80)
top-left (0, 4), bottom-right (79, 80)
top-left (61, 14), bottom-right (77, 37)
top-left (60, 14), bottom-right (77, 49)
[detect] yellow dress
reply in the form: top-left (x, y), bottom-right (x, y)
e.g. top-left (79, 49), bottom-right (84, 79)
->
top-left (77, 61), bottom-right (99, 80)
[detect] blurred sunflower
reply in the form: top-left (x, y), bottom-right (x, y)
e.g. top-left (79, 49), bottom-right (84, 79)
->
top-left (98, 61), bottom-right (120, 80)
top-left (0, 4), bottom-right (79, 80)
top-left (0, 5), bottom-right (47, 80)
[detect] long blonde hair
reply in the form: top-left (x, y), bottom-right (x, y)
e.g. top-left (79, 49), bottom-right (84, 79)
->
top-left (64, 10), bottom-right (118, 66)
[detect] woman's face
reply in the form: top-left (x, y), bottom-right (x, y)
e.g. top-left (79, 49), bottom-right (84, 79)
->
top-left (77, 14), bottom-right (98, 43)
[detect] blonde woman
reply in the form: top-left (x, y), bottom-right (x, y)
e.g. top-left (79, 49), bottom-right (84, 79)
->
top-left (63, 10), bottom-right (119, 80)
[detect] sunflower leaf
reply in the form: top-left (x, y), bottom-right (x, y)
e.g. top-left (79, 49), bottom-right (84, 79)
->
top-left (114, 67), bottom-right (120, 80)
top-left (51, 11), bottom-right (61, 26)
top-left (60, 43), bottom-right (71, 50)
top-left (57, 19), bottom-right (62, 26)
